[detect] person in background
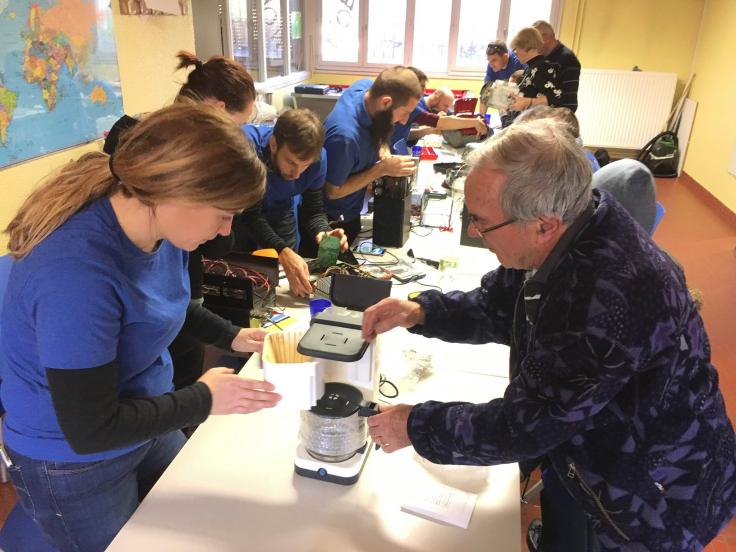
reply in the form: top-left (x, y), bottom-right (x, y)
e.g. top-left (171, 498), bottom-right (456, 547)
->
top-left (391, 69), bottom-right (487, 152)
top-left (360, 119), bottom-right (736, 552)
top-left (104, 51), bottom-right (258, 393)
top-left (479, 41), bottom-right (526, 115)
top-left (322, 66), bottom-right (422, 244)
top-left (533, 20), bottom-right (581, 113)
top-left (423, 87), bottom-right (455, 115)
top-left (234, 108), bottom-right (347, 297)
top-left (1, 104), bottom-right (281, 552)
top-left (505, 27), bottom-right (562, 124)
top-left (514, 105), bottom-right (599, 172)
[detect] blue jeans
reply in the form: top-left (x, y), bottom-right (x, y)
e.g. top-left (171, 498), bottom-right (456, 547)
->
top-left (6, 431), bottom-right (186, 552)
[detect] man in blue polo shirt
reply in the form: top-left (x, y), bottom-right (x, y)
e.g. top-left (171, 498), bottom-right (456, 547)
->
top-left (391, 68), bottom-right (487, 151)
top-left (236, 108), bottom-right (347, 296)
top-left (479, 40), bottom-right (525, 115)
top-left (322, 66), bottom-right (422, 243)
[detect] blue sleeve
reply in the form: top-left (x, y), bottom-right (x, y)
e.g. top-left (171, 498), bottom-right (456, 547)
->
top-left (324, 134), bottom-right (357, 186)
top-left (485, 64), bottom-right (493, 83)
top-left (33, 260), bottom-right (121, 369)
top-left (407, 332), bottom-right (636, 466)
top-left (306, 150), bottom-right (328, 191)
top-left (409, 268), bottom-right (524, 345)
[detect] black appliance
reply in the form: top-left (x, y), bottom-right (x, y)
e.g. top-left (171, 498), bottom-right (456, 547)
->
top-left (372, 174), bottom-right (414, 248)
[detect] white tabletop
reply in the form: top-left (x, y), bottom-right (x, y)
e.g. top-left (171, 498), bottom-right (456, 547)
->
top-left (107, 356), bottom-right (520, 552)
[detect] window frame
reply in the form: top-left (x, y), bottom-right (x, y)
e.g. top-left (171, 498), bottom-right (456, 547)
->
top-left (315, 0), bottom-right (563, 78)
top-left (223, 0), bottom-right (310, 91)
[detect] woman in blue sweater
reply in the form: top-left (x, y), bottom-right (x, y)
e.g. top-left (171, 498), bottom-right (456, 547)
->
top-left (1, 103), bottom-right (281, 551)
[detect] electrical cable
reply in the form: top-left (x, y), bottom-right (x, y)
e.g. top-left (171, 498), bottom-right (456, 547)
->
top-left (379, 375), bottom-right (399, 399)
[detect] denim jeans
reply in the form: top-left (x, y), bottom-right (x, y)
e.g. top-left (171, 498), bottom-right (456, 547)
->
top-left (540, 466), bottom-right (600, 552)
top-left (6, 430), bottom-right (186, 552)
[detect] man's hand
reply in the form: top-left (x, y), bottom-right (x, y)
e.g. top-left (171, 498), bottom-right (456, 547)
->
top-left (380, 155), bottom-right (416, 177)
top-left (361, 297), bottom-right (426, 340)
top-left (278, 247), bottom-right (312, 297)
top-left (317, 228), bottom-right (348, 252)
top-left (471, 117), bottom-right (489, 137)
top-left (231, 327), bottom-right (267, 353)
top-left (367, 403), bottom-right (414, 453)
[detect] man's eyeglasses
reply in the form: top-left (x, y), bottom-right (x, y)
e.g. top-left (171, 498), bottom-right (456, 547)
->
top-left (468, 214), bottom-right (517, 236)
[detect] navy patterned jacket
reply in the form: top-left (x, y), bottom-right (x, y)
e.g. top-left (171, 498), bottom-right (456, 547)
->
top-left (407, 189), bottom-right (736, 550)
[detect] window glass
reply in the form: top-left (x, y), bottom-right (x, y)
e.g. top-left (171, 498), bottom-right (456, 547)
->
top-left (455, 0), bottom-right (501, 68)
top-left (507, 0), bottom-right (552, 44)
top-left (263, 0), bottom-right (284, 78)
top-left (367, 0), bottom-right (406, 64)
top-left (289, 0), bottom-right (305, 72)
top-left (321, 0), bottom-right (360, 63)
top-left (230, 0), bottom-right (261, 81)
top-left (411, 0), bottom-right (451, 73)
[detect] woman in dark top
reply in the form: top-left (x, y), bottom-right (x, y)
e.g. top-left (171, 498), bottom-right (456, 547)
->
top-left (507, 27), bottom-right (562, 118)
top-left (104, 51), bottom-right (259, 392)
top-left (2, 103), bottom-right (280, 551)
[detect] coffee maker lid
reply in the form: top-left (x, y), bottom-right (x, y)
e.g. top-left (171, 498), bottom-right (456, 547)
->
top-left (297, 308), bottom-right (369, 362)
top-left (310, 382), bottom-right (363, 417)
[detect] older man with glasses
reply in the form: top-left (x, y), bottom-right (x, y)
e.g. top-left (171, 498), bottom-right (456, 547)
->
top-left (361, 120), bottom-right (736, 552)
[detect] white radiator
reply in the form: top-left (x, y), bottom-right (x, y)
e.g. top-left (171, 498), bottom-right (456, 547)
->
top-left (576, 69), bottom-right (678, 150)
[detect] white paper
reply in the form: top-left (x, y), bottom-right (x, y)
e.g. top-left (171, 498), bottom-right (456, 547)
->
top-left (401, 482), bottom-right (478, 529)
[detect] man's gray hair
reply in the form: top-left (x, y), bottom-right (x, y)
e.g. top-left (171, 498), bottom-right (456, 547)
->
top-left (466, 119), bottom-right (592, 224)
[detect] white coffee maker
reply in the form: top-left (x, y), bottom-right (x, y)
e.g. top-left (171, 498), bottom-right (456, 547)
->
top-left (293, 275), bottom-right (391, 485)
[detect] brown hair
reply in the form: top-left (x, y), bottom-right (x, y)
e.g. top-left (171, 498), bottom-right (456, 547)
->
top-left (175, 51), bottom-right (256, 114)
top-left (272, 108), bottom-right (325, 161)
top-left (6, 103), bottom-right (265, 258)
top-left (407, 66), bottom-right (428, 90)
top-left (369, 66), bottom-right (423, 108)
top-left (510, 27), bottom-right (543, 52)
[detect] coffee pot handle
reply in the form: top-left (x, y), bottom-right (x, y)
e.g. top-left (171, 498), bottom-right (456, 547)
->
top-left (358, 401), bottom-right (379, 417)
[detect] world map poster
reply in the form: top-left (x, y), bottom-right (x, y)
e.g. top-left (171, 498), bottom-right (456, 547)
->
top-left (0, 0), bottom-right (123, 168)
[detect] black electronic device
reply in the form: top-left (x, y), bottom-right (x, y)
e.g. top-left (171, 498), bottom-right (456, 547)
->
top-left (201, 273), bottom-right (254, 326)
top-left (372, 174), bottom-right (414, 248)
top-left (201, 253), bottom-right (279, 326)
top-left (294, 84), bottom-right (330, 95)
top-left (329, 273), bottom-right (392, 311)
top-left (222, 252), bottom-right (280, 286)
top-left (459, 202), bottom-right (485, 249)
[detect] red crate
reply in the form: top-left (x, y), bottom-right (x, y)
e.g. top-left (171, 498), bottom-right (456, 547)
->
top-left (420, 146), bottom-right (438, 160)
top-left (454, 97), bottom-right (477, 115)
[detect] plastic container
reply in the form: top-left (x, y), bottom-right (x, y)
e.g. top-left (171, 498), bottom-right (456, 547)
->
top-left (453, 97), bottom-right (478, 115)
top-left (309, 298), bottom-right (332, 318)
top-left (420, 146), bottom-right (438, 160)
top-left (262, 331), bottom-right (324, 410)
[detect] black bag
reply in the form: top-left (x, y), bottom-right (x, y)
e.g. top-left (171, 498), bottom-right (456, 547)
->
top-left (637, 131), bottom-right (680, 178)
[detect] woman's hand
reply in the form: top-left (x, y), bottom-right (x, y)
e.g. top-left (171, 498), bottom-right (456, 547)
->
top-left (231, 327), bottom-right (267, 353)
top-left (199, 368), bottom-right (281, 415)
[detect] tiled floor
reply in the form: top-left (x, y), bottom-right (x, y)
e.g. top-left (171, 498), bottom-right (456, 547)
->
top-left (2, 172), bottom-right (736, 550)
